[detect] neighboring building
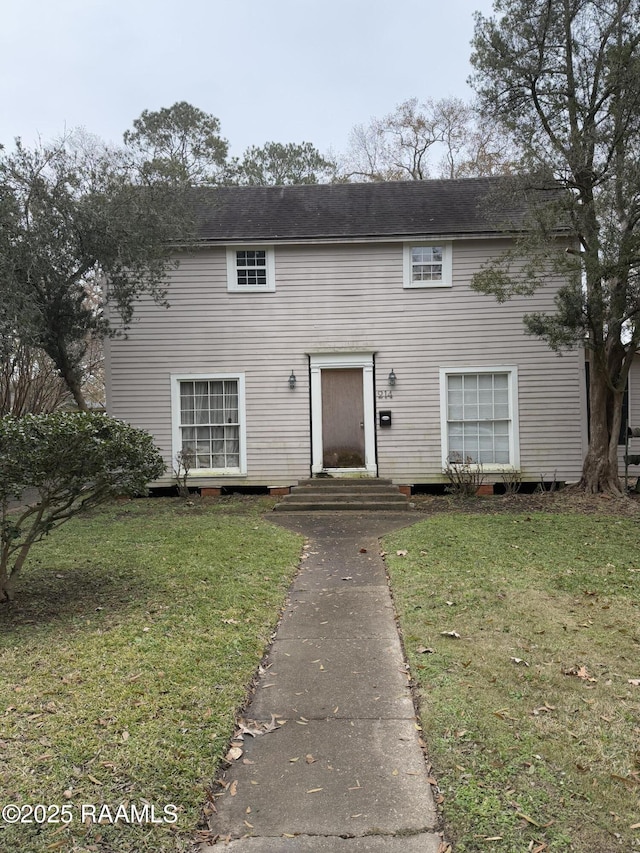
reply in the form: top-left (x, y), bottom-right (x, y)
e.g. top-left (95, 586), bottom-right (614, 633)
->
top-left (105, 179), bottom-right (590, 493)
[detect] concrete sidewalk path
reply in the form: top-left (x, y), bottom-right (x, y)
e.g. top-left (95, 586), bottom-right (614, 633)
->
top-left (202, 513), bottom-right (442, 852)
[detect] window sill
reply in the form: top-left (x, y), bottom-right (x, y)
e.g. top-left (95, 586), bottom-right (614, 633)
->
top-left (227, 284), bottom-right (275, 293)
top-left (403, 281), bottom-right (452, 289)
top-left (188, 470), bottom-right (246, 478)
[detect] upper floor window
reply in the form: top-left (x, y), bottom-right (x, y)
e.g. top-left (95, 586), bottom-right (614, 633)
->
top-left (226, 246), bottom-right (275, 292)
top-left (403, 242), bottom-right (452, 288)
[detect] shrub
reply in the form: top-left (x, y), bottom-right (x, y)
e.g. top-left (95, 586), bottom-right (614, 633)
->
top-left (0, 412), bottom-right (165, 600)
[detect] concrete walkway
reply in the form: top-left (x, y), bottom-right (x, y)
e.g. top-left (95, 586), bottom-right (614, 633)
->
top-left (202, 513), bottom-right (442, 852)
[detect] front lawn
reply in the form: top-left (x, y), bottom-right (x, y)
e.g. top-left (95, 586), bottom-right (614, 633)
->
top-left (385, 510), bottom-right (640, 853)
top-left (0, 496), bottom-right (302, 852)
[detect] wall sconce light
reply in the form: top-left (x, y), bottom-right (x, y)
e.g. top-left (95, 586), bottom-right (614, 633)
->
top-left (289, 370), bottom-right (297, 389)
top-left (388, 369), bottom-right (397, 387)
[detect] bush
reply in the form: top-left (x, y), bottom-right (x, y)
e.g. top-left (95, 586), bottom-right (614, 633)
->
top-left (0, 412), bottom-right (165, 600)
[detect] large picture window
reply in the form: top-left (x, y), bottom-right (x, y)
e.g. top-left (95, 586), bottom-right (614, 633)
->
top-left (440, 368), bottom-right (519, 469)
top-left (171, 374), bottom-right (246, 475)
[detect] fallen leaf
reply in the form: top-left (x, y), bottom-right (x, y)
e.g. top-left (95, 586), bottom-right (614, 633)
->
top-left (510, 657), bottom-right (530, 666)
top-left (515, 812), bottom-right (541, 827)
top-left (417, 646), bottom-right (435, 654)
top-left (305, 754), bottom-right (316, 764)
top-left (225, 746), bottom-right (243, 762)
top-left (532, 705), bottom-right (555, 716)
top-left (229, 780), bottom-right (238, 797)
top-left (564, 665), bottom-right (597, 682)
top-left (440, 631), bottom-right (461, 639)
top-left (396, 549), bottom-right (408, 556)
top-left (494, 708), bottom-right (518, 722)
top-left (306, 788), bottom-right (323, 793)
top-left (628, 679), bottom-right (640, 686)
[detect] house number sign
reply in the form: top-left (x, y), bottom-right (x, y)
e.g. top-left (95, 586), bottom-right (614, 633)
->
top-left (377, 390), bottom-right (393, 400)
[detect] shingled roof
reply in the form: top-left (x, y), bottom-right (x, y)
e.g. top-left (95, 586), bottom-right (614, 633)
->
top-left (191, 177), bottom-right (531, 243)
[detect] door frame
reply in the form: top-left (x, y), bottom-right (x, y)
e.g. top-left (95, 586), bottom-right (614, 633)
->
top-left (309, 352), bottom-right (377, 476)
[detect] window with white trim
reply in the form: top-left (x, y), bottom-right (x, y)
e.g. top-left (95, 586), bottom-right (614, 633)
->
top-left (440, 368), bottom-right (519, 468)
top-left (403, 242), bottom-right (452, 288)
top-left (226, 247), bottom-right (275, 292)
top-left (172, 375), bottom-right (246, 474)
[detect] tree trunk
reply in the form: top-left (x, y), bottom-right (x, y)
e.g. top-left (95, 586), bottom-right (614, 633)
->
top-left (56, 358), bottom-right (89, 412)
top-left (0, 547), bottom-right (15, 602)
top-left (579, 359), bottom-right (624, 495)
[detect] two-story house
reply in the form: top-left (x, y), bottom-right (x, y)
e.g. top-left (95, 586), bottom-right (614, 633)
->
top-left (105, 178), bottom-right (590, 494)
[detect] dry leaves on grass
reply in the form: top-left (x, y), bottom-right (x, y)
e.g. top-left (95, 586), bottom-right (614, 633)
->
top-left (563, 665), bottom-right (597, 682)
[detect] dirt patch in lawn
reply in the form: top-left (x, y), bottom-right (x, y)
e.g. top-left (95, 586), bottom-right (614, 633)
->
top-left (412, 487), bottom-right (640, 518)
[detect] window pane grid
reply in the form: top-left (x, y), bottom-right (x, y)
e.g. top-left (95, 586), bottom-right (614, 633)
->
top-left (447, 372), bottom-right (511, 465)
top-left (179, 380), bottom-right (240, 469)
top-left (411, 246), bottom-right (443, 282)
top-left (236, 250), bottom-right (267, 287)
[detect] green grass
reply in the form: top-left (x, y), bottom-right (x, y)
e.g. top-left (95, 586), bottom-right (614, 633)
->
top-left (385, 512), bottom-right (640, 853)
top-left (0, 496), bottom-right (302, 853)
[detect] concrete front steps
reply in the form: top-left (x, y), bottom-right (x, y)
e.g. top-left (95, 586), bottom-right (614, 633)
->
top-left (273, 477), bottom-right (412, 512)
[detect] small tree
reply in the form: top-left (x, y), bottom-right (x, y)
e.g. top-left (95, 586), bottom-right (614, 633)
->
top-left (0, 336), bottom-right (72, 416)
top-left (0, 412), bottom-right (165, 601)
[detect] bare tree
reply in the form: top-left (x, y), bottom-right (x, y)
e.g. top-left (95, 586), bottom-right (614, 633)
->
top-left (340, 97), bottom-right (514, 181)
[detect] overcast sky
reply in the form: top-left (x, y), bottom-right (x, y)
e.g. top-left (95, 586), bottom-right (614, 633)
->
top-left (1, 0), bottom-right (496, 157)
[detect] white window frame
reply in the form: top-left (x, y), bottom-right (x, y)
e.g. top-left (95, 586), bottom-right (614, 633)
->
top-left (226, 246), bottom-right (275, 292)
top-left (403, 241), bottom-right (453, 289)
top-left (439, 366), bottom-right (520, 471)
top-left (171, 373), bottom-right (247, 476)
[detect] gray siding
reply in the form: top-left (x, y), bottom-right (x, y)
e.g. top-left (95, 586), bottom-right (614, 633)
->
top-left (106, 238), bottom-right (587, 487)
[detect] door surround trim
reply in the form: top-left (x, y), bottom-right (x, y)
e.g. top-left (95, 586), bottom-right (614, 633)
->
top-left (309, 352), bottom-right (377, 476)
